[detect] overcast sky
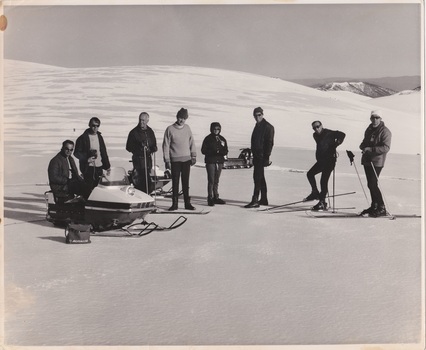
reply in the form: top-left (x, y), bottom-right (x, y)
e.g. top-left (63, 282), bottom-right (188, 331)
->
top-left (4, 3), bottom-right (422, 80)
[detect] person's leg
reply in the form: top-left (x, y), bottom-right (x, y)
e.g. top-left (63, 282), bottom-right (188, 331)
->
top-left (245, 158), bottom-right (262, 208)
top-left (259, 168), bottom-right (268, 205)
top-left (213, 163), bottom-right (226, 204)
top-left (206, 163), bottom-right (215, 205)
top-left (318, 161), bottom-right (335, 201)
top-left (169, 162), bottom-right (182, 210)
top-left (181, 160), bottom-right (194, 210)
top-left (305, 162), bottom-right (322, 199)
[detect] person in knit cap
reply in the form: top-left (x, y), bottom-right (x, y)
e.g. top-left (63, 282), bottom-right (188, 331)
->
top-left (359, 109), bottom-right (392, 217)
top-left (244, 107), bottom-right (275, 208)
top-left (201, 122), bottom-right (229, 206)
top-left (162, 108), bottom-right (197, 211)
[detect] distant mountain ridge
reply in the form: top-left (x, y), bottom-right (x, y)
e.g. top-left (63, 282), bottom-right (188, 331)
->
top-left (316, 81), bottom-right (397, 98)
top-left (289, 75), bottom-right (421, 92)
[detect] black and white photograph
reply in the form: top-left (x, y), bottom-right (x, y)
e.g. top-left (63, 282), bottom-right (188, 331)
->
top-left (2, 0), bottom-right (424, 348)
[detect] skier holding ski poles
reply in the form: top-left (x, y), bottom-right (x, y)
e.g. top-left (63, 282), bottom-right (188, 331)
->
top-left (126, 112), bottom-right (158, 194)
top-left (304, 121), bottom-right (346, 211)
top-left (359, 110), bottom-right (392, 217)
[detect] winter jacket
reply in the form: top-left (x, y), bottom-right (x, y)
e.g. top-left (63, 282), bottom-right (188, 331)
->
top-left (162, 123), bottom-right (197, 163)
top-left (251, 118), bottom-right (274, 160)
top-left (359, 121), bottom-right (391, 167)
top-left (314, 128), bottom-right (346, 162)
top-left (74, 129), bottom-right (111, 173)
top-left (201, 124), bottom-right (228, 164)
top-left (48, 152), bottom-right (82, 197)
top-left (126, 125), bottom-right (157, 169)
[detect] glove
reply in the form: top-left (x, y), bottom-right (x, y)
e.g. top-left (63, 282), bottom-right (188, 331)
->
top-left (165, 162), bottom-right (171, 170)
top-left (263, 158), bottom-right (272, 167)
top-left (191, 157), bottom-right (197, 166)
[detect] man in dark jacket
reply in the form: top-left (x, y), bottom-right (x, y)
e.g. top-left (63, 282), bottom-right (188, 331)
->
top-left (359, 110), bottom-right (392, 217)
top-left (244, 107), bottom-right (274, 208)
top-left (48, 140), bottom-right (91, 203)
top-left (305, 121), bottom-right (346, 211)
top-left (126, 112), bottom-right (158, 194)
top-left (74, 117), bottom-right (111, 190)
top-left (201, 122), bottom-right (229, 206)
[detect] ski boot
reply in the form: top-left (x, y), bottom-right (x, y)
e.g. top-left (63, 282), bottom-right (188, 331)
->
top-left (244, 196), bottom-right (260, 208)
top-left (213, 197), bottom-right (226, 205)
top-left (304, 190), bottom-right (320, 201)
top-left (312, 200), bottom-right (328, 211)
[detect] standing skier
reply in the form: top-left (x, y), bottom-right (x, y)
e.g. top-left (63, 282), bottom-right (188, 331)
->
top-left (201, 122), bottom-right (229, 206)
top-left (244, 107), bottom-right (274, 208)
top-left (359, 110), bottom-right (392, 217)
top-left (126, 112), bottom-right (158, 194)
top-left (305, 121), bottom-right (346, 210)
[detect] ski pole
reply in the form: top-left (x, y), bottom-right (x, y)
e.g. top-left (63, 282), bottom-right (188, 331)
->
top-left (370, 161), bottom-right (392, 216)
top-left (143, 146), bottom-right (149, 195)
top-left (153, 152), bottom-right (158, 208)
top-left (346, 150), bottom-right (369, 206)
top-left (332, 168), bottom-right (336, 212)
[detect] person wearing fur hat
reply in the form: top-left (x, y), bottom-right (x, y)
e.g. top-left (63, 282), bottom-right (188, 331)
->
top-left (359, 110), bottom-right (392, 217)
top-left (162, 108), bottom-right (197, 211)
top-left (244, 107), bottom-right (275, 208)
top-left (201, 122), bottom-right (229, 206)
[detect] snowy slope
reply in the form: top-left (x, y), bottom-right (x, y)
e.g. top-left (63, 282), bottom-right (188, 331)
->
top-left (4, 60), bottom-right (422, 156)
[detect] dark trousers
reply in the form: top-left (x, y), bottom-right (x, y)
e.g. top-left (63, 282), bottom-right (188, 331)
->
top-left (206, 163), bottom-right (223, 199)
top-left (307, 160), bottom-right (336, 200)
top-left (171, 160), bottom-right (191, 201)
top-left (83, 166), bottom-right (104, 191)
top-left (252, 157), bottom-right (267, 200)
top-left (132, 156), bottom-right (153, 194)
top-left (364, 165), bottom-right (384, 207)
top-left (54, 179), bottom-right (91, 203)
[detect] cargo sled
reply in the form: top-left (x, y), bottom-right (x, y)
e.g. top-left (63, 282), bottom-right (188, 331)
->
top-left (45, 167), bottom-right (156, 231)
top-left (223, 148), bottom-right (253, 169)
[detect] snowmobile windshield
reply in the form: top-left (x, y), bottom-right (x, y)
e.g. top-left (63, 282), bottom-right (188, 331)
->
top-left (99, 167), bottom-right (131, 186)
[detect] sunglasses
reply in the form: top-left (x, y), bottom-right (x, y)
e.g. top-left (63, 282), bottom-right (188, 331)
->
top-left (91, 124), bottom-right (100, 127)
top-left (312, 125), bottom-right (322, 129)
top-left (254, 114), bottom-right (263, 117)
top-left (65, 148), bottom-right (74, 151)
top-left (371, 116), bottom-right (381, 119)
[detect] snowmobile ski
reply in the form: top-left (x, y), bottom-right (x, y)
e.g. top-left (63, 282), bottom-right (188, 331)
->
top-left (260, 191), bottom-right (356, 212)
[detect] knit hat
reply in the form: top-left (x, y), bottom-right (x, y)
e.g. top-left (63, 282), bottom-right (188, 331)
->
top-left (371, 110), bottom-right (382, 118)
top-left (253, 107), bottom-right (263, 116)
top-left (210, 122), bottom-right (221, 133)
top-left (176, 108), bottom-right (189, 119)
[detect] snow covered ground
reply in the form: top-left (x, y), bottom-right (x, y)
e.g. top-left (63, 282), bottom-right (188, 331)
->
top-left (2, 60), bottom-right (423, 348)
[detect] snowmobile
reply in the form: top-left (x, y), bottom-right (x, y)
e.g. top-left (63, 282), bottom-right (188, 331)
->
top-left (223, 148), bottom-right (253, 169)
top-left (45, 167), bottom-right (156, 231)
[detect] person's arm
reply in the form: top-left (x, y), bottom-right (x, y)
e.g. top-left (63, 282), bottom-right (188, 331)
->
top-left (48, 158), bottom-right (68, 185)
top-left (372, 128), bottom-right (392, 155)
top-left (162, 127), bottom-right (171, 169)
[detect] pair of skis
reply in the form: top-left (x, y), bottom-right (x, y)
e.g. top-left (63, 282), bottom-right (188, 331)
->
top-left (259, 191), bottom-right (356, 213)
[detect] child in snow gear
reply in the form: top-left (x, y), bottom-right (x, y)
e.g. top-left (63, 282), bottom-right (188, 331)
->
top-left (201, 122), bottom-right (229, 206)
top-left (359, 110), bottom-right (392, 217)
top-left (244, 107), bottom-right (274, 208)
top-left (305, 121), bottom-right (345, 211)
top-left (162, 108), bottom-right (197, 211)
